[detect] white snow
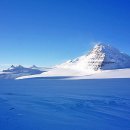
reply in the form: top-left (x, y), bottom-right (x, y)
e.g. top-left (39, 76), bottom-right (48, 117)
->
top-left (69, 68), bottom-right (130, 79)
top-left (0, 78), bottom-right (130, 130)
top-left (17, 68), bottom-right (130, 80)
top-left (16, 67), bottom-right (96, 79)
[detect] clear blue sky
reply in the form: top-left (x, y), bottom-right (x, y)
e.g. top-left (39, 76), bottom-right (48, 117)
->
top-left (0, 0), bottom-right (130, 66)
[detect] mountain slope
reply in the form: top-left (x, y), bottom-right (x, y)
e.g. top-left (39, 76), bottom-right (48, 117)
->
top-left (57, 43), bottom-right (130, 71)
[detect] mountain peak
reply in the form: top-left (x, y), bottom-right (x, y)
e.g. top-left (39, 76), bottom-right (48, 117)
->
top-left (93, 43), bottom-right (116, 50)
top-left (92, 43), bottom-right (121, 55)
top-left (94, 43), bottom-right (108, 47)
top-left (10, 65), bottom-right (15, 69)
top-left (30, 65), bottom-right (38, 69)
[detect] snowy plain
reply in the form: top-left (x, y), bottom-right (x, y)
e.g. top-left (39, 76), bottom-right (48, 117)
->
top-left (0, 78), bottom-right (130, 130)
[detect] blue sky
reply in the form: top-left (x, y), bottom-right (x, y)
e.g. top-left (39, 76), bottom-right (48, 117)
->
top-left (0, 0), bottom-right (130, 66)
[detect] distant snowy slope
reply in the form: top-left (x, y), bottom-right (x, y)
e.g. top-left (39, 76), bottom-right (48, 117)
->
top-left (69, 68), bottom-right (130, 79)
top-left (17, 68), bottom-right (130, 79)
top-left (17, 67), bottom-right (94, 79)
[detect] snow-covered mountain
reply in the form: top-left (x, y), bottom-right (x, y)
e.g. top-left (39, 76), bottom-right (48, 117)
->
top-left (1, 43), bottom-right (130, 79)
top-left (3, 65), bottom-right (42, 74)
top-left (57, 43), bottom-right (130, 71)
top-left (17, 43), bottom-right (130, 79)
top-left (0, 65), bottom-right (44, 79)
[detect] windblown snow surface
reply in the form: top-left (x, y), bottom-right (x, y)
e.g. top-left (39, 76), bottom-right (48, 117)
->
top-left (0, 78), bottom-right (130, 130)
